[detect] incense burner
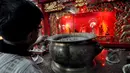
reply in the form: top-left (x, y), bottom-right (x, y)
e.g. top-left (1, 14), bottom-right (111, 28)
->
top-left (47, 33), bottom-right (103, 73)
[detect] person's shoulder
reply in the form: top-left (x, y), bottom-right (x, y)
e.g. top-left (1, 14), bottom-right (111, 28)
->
top-left (17, 57), bottom-right (42, 73)
top-left (22, 59), bottom-right (43, 73)
top-left (9, 56), bottom-right (42, 73)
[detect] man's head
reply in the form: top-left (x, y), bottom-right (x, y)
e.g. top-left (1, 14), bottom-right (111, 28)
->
top-left (0, 0), bottom-right (43, 45)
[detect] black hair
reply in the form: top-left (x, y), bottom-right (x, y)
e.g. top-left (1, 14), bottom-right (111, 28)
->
top-left (0, 0), bottom-right (43, 42)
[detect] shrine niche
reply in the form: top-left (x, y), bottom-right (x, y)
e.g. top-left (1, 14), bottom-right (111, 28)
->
top-left (47, 1), bottom-right (130, 44)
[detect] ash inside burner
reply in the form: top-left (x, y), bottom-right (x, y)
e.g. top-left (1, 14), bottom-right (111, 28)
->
top-left (47, 33), bottom-right (96, 42)
top-left (58, 37), bottom-right (87, 42)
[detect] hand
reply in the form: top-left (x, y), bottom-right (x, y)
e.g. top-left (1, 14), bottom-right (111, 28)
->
top-left (28, 35), bottom-right (48, 51)
top-left (33, 35), bottom-right (48, 45)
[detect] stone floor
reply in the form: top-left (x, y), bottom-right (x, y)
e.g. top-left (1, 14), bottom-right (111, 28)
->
top-left (38, 50), bottom-right (128, 73)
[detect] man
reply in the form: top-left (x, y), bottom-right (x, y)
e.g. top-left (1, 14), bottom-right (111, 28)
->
top-left (0, 0), bottom-right (43, 73)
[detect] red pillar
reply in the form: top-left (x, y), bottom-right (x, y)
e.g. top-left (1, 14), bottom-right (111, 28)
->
top-left (40, 3), bottom-right (50, 35)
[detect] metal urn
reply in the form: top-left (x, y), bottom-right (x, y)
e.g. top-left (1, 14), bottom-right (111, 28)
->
top-left (47, 33), bottom-right (103, 73)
